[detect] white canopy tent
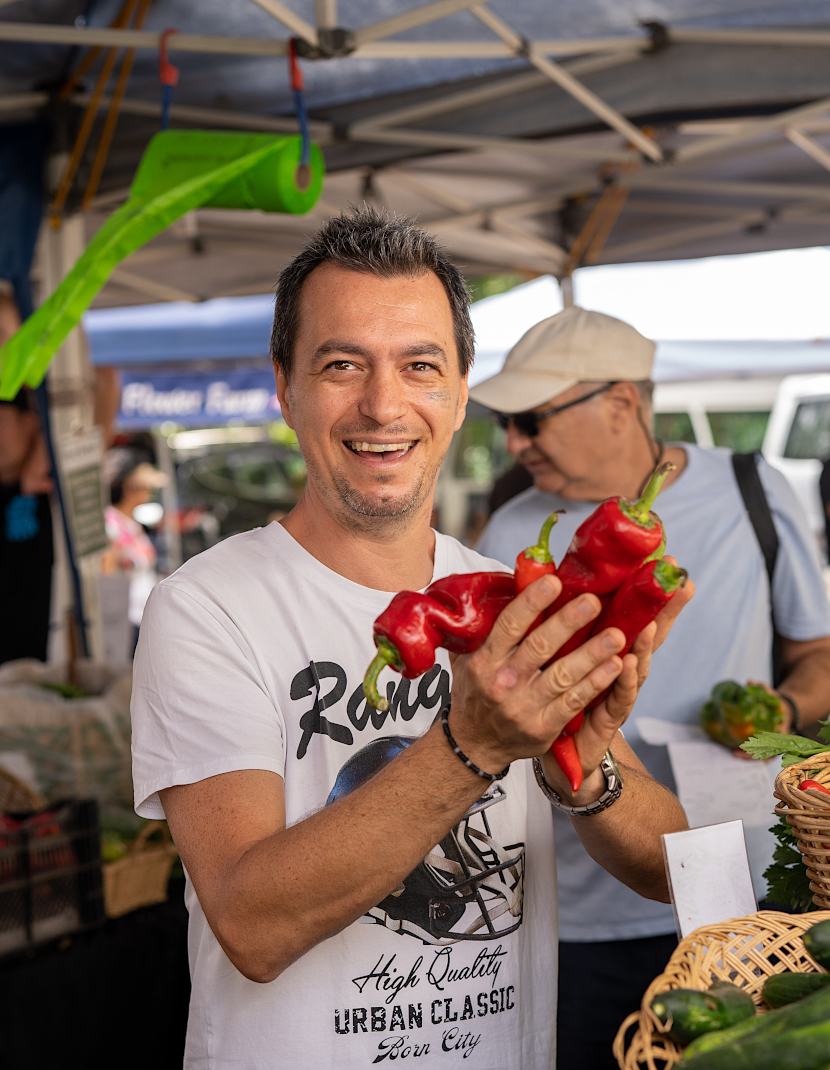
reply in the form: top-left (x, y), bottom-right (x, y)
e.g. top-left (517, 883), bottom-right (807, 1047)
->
top-left (2, 1), bottom-right (830, 306)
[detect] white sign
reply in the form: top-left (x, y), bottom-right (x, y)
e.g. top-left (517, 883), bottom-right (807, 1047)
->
top-left (58, 428), bottom-right (108, 557)
top-left (663, 821), bottom-right (758, 939)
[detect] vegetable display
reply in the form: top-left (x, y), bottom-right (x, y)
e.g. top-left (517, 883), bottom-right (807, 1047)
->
top-left (651, 982), bottom-right (754, 1045)
top-left (701, 680), bottom-right (784, 748)
top-left (762, 972), bottom-right (830, 1009)
top-left (803, 919), bottom-right (830, 970)
top-left (638, 921), bottom-right (830, 1069)
top-left (362, 463), bottom-right (685, 794)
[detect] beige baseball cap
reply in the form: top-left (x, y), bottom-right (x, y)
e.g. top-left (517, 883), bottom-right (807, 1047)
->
top-left (468, 306), bottom-right (656, 414)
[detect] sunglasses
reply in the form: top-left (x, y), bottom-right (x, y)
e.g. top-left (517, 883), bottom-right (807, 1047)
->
top-left (494, 382), bottom-right (618, 437)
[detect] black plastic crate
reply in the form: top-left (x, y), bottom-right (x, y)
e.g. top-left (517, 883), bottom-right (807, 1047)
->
top-left (0, 799), bottom-right (104, 956)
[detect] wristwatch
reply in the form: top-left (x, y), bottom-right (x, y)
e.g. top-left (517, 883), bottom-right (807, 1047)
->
top-left (532, 751), bottom-right (623, 816)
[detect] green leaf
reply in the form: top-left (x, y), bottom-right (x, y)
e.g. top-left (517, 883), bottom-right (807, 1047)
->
top-left (765, 816), bottom-right (820, 913)
top-left (817, 720), bottom-right (830, 746)
top-left (740, 731), bottom-right (827, 761)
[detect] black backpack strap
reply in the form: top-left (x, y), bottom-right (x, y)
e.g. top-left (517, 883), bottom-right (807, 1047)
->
top-left (731, 451), bottom-right (784, 686)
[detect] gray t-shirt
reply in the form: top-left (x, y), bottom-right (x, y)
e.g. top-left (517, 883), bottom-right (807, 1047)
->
top-left (478, 444), bottom-right (830, 941)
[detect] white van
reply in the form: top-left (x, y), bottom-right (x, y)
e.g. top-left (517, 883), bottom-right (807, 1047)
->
top-left (652, 377), bottom-right (781, 452)
top-left (763, 374), bottom-right (830, 538)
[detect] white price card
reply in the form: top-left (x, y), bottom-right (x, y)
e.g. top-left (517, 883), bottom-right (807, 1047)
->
top-left (662, 821), bottom-right (757, 939)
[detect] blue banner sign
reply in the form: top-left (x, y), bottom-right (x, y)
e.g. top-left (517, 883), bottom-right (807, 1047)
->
top-left (118, 367), bottom-right (279, 428)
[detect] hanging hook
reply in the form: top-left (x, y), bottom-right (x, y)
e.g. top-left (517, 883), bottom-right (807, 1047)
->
top-left (159, 28), bottom-right (180, 131)
top-left (288, 38), bottom-right (312, 191)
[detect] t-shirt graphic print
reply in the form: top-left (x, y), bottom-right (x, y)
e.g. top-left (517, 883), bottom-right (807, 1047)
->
top-left (131, 523), bottom-right (558, 1069)
top-left (326, 734), bottom-right (525, 946)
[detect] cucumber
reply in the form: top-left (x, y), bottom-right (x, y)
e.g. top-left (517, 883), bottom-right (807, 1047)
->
top-left (651, 989), bottom-right (725, 1046)
top-left (763, 972), bottom-right (830, 1008)
top-left (707, 981), bottom-right (756, 1024)
top-left (651, 983), bottom-right (755, 1046)
top-left (804, 920), bottom-right (830, 970)
top-left (679, 1020), bottom-right (830, 1069)
top-left (685, 983), bottom-right (830, 1056)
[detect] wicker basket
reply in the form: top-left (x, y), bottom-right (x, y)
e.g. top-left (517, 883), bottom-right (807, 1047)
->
top-left (774, 752), bottom-right (830, 909)
top-left (102, 821), bottom-right (178, 919)
top-left (613, 910), bottom-right (830, 1070)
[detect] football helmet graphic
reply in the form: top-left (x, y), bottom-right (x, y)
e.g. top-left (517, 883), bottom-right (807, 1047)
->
top-left (326, 735), bottom-right (525, 945)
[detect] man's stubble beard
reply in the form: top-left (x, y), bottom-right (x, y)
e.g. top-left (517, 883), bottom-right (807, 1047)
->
top-left (305, 450), bottom-right (442, 536)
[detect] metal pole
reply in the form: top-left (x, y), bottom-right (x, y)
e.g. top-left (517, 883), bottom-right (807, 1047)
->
top-left (153, 429), bottom-right (182, 572)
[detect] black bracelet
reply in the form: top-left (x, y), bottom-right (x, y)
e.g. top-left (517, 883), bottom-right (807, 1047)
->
top-left (440, 703), bottom-right (510, 782)
top-left (780, 692), bottom-right (803, 734)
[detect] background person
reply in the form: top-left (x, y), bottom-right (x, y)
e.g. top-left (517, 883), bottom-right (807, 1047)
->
top-left (103, 460), bottom-right (167, 642)
top-left (130, 209), bottom-right (691, 1069)
top-left (473, 306), bottom-right (830, 1070)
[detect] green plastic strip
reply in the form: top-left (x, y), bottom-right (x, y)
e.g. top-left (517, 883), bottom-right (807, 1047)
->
top-left (0, 131), bottom-right (324, 399)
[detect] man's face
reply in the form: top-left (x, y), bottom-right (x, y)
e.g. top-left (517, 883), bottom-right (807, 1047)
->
top-left (505, 383), bottom-right (616, 499)
top-left (277, 263), bottom-right (468, 531)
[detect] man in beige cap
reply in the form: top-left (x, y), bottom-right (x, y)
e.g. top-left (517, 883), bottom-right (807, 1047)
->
top-left (474, 306), bottom-right (830, 1070)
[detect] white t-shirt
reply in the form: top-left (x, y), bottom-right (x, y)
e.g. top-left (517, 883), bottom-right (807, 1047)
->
top-left (131, 523), bottom-right (559, 1069)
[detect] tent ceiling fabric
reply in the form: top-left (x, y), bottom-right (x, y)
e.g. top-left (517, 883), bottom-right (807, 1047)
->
top-left (2, 0), bottom-right (830, 306)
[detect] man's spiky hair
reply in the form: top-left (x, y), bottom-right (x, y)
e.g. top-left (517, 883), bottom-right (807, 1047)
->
top-left (270, 205), bottom-right (474, 377)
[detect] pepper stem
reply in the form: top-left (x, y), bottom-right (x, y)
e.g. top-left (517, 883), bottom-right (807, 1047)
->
top-left (363, 637), bottom-right (402, 711)
top-left (652, 560), bottom-right (688, 593)
top-left (632, 462), bottom-right (675, 521)
top-left (523, 509), bottom-right (564, 564)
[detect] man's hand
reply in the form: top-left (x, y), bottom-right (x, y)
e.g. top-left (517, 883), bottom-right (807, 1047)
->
top-left (450, 560), bottom-right (694, 804)
top-left (449, 574), bottom-right (624, 771)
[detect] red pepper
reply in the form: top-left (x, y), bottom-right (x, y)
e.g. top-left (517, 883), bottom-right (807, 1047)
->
top-left (550, 733), bottom-right (583, 794)
top-left (363, 572), bottom-right (516, 711)
top-left (584, 558), bottom-right (688, 712)
top-left (515, 510), bottom-right (562, 632)
top-left (540, 465), bottom-right (674, 767)
top-left (551, 462), bottom-right (674, 612)
top-left (800, 780), bottom-right (830, 796)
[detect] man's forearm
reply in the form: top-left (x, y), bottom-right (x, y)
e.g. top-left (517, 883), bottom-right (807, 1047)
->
top-left (165, 723), bottom-right (489, 984)
top-left (780, 638), bottom-right (830, 727)
top-left (562, 748), bottom-right (687, 903)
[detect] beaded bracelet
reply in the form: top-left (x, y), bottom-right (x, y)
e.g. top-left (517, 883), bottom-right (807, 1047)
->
top-left (440, 702), bottom-right (510, 782)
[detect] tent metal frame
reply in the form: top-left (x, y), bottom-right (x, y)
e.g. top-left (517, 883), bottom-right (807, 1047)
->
top-left (3, 1), bottom-right (830, 287)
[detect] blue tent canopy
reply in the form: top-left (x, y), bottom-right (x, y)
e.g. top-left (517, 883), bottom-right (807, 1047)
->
top-left (84, 294), bottom-right (276, 364)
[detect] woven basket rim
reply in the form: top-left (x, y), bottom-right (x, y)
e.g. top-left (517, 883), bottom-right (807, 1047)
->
top-left (614, 909), bottom-right (830, 1070)
top-left (775, 752), bottom-right (830, 811)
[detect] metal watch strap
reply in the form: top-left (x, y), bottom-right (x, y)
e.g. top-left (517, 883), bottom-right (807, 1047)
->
top-left (532, 751), bottom-right (623, 816)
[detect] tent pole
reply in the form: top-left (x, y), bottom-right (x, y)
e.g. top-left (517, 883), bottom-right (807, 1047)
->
top-left (470, 5), bottom-right (663, 162)
top-left (353, 0), bottom-right (486, 46)
top-left (246, 0), bottom-right (317, 45)
top-left (785, 128), bottom-right (830, 175)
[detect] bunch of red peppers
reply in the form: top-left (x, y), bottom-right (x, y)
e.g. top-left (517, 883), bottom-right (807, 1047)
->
top-left (363, 463), bottom-right (687, 794)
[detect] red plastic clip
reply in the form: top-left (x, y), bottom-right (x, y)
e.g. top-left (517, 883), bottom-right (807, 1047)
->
top-left (288, 38), bottom-right (304, 92)
top-left (159, 28), bottom-right (180, 87)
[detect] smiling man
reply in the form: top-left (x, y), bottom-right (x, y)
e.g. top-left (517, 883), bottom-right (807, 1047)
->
top-left (130, 208), bottom-right (690, 1070)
